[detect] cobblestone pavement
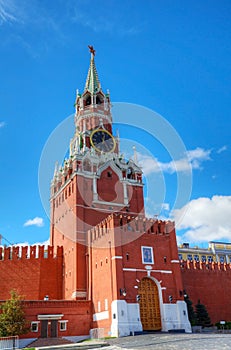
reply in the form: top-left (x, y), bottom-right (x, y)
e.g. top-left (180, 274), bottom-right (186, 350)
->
top-left (100, 333), bottom-right (231, 350)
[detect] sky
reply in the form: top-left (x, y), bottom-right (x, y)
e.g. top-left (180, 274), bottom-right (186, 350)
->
top-left (0, 0), bottom-right (231, 247)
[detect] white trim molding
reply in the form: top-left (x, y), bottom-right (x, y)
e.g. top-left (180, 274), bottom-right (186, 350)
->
top-left (123, 268), bottom-right (172, 274)
top-left (93, 310), bottom-right (109, 321)
top-left (38, 314), bottom-right (63, 320)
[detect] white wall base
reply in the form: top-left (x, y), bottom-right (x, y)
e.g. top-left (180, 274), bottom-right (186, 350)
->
top-left (110, 300), bottom-right (142, 337)
top-left (161, 301), bottom-right (192, 333)
top-left (110, 300), bottom-right (191, 337)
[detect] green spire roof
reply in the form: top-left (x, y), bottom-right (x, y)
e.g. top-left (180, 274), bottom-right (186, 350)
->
top-left (84, 51), bottom-right (101, 94)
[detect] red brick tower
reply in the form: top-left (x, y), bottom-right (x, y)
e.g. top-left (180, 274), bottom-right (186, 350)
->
top-left (50, 48), bottom-right (144, 300)
top-left (50, 48), bottom-right (191, 337)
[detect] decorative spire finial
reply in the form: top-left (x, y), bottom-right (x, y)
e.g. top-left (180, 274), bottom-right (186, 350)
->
top-left (85, 45), bottom-right (101, 93)
top-left (88, 45), bottom-right (96, 57)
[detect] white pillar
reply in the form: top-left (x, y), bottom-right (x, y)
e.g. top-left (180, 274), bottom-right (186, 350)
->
top-left (93, 176), bottom-right (98, 201)
top-left (123, 182), bottom-right (128, 205)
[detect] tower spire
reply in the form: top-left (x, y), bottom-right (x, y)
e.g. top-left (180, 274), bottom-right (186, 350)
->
top-left (85, 45), bottom-right (101, 93)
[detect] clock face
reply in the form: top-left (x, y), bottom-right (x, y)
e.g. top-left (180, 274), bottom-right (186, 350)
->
top-left (90, 129), bottom-right (116, 153)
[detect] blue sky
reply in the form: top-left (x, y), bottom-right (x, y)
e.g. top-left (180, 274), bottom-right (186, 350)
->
top-left (0, 0), bottom-right (230, 247)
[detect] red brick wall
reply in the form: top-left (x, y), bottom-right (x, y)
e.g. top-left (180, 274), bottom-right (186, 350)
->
top-left (97, 168), bottom-right (124, 203)
top-left (181, 261), bottom-right (231, 324)
top-left (0, 246), bottom-right (63, 300)
top-left (127, 184), bottom-right (144, 215)
top-left (90, 245), bottom-right (113, 335)
top-left (21, 300), bottom-right (92, 338)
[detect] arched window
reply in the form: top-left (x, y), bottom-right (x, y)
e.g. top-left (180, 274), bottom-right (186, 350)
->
top-left (96, 95), bottom-right (102, 104)
top-left (86, 95), bottom-right (91, 105)
top-left (127, 167), bottom-right (134, 179)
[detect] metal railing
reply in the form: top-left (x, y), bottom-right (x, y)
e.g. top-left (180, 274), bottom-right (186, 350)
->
top-left (0, 336), bottom-right (19, 350)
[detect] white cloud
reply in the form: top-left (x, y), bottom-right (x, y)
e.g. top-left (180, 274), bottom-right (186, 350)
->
top-left (171, 195), bottom-right (231, 243)
top-left (71, 3), bottom-right (142, 36)
top-left (137, 154), bottom-right (161, 175)
top-left (144, 197), bottom-right (161, 218)
top-left (9, 239), bottom-right (49, 247)
top-left (162, 203), bottom-right (170, 211)
top-left (0, 121), bottom-right (6, 128)
top-left (138, 147), bottom-right (211, 176)
top-left (23, 217), bottom-right (44, 227)
top-left (185, 148), bottom-right (211, 169)
top-left (34, 238), bottom-right (50, 246)
top-left (0, 0), bottom-right (18, 24)
top-left (144, 197), bottom-right (170, 220)
top-left (217, 145), bottom-right (227, 154)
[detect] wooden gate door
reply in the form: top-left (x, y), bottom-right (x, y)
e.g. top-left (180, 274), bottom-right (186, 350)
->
top-left (139, 277), bottom-right (161, 331)
top-left (51, 320), bottom-right (58, 337)
top-left (41, 320), bottom-right (48, 338)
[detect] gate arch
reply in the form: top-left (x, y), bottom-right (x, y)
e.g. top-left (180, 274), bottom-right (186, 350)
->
top-left (138, 277), bottom-right (161, 331)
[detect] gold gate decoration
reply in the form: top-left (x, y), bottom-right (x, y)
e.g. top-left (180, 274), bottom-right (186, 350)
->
top-left (139, 277), bottom-right (161, 331)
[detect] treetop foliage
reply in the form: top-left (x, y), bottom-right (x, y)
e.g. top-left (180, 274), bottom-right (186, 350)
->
top-left (0, 290), bottom-right (29, 337)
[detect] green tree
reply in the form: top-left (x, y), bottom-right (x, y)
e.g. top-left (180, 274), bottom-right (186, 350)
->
top-left (195, 299), bottom-right (212, 328)
top-left (184, 294), bottom-right (196, 326)
top-left (0, 290), bottom-right (29, 337)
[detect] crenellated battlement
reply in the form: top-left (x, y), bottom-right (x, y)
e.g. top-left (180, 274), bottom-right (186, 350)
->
top-left (114, 214), bottom-right (175, 235)
top-left (0, 245), bottom-right (63, 261)
top-left (0, 245), bottom-right (63, 300)
top-left (88, 212), bottom-right (175, 243)
top-left (180, 259), bottom-right (231, 271)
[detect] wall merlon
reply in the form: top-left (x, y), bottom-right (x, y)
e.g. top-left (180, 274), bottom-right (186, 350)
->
top-left (30, 246), bottom-right (36, 258)
top-left (38, 245), bottom-right (45, 258)
top-left (56, 246), bottom-right (63, 257)
top-left (0, 245), bottom-right (63, 261)
top-left (47, 245), bottom-right (54, 258)
top-left (180, 259), bottom-right (231, 272)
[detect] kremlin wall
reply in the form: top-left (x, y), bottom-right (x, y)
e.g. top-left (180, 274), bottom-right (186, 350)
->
top-left (0, 246), bottom-right (63, 301)
top-left (1, 230), bottom-right (231, 338)
top-left (181, 260), bottom-right (231, 324)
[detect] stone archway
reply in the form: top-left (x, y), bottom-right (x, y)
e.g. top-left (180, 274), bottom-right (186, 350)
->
top-left (139, 277), bottom-right (161, 331)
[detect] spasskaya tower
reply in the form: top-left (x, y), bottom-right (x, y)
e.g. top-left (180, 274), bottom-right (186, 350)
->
top-left (0, 46), bottom-right (191, 338)
top-left (50, 47), bottom-right (144, 300)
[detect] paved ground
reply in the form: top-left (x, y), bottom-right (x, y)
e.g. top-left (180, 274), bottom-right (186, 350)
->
top-left (102, 333), bottom-right (231, 350)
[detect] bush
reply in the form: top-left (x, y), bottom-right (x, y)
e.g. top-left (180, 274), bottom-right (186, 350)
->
top-left (215, 321), bottom-right (231, 330)
top-left (0, 290), bottom-right (29, 337)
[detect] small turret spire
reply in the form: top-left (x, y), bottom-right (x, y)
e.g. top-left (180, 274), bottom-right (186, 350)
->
top-left (85, 45), bottom-right (101, 93)
top-left (53, 161), bottom-right (59, 177)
